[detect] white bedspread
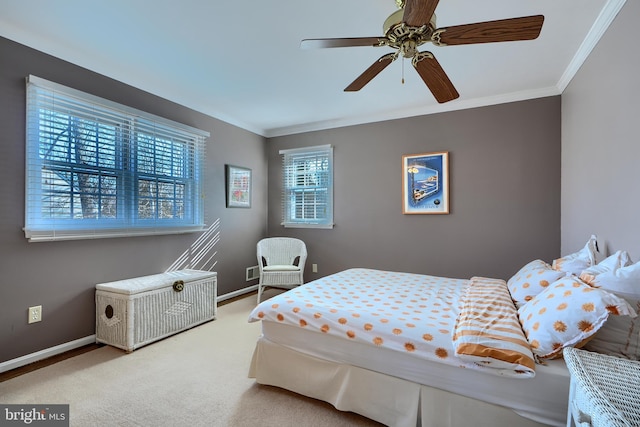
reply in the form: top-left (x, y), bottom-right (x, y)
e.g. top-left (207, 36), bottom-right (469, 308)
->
top-left (249, 268), bottom-right (531, 378)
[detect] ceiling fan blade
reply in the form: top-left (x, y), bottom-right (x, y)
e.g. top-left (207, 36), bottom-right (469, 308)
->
top-left (345, 53), bottom-right (396, 92)
top-left (412, 52), bottom-right (459, 103)
top-left (433, 15), bottom-right (544, 46)
top-left (403, 0), bottom-right (440, 27)
top-left (301, 37), bottom-right (385, 49)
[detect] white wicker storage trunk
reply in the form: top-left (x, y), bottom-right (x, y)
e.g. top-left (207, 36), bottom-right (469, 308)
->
top-left (95, 269), bottom-right (217, 352)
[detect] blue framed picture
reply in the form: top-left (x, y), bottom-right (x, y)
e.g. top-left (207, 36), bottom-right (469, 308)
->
top-left (402, 151), bottom-right (449, 214)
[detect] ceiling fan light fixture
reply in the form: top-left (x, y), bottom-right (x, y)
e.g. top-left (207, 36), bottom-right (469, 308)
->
top-left (400, 40), bottom-right (419, 58)
top-left (301, 0), bottom-right (544, 103)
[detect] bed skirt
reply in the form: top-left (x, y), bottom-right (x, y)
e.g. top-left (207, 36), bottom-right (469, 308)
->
top-left (249, 337), bottom-right (551, 427)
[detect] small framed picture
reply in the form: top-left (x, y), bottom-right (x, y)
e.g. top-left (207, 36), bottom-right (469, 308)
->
top-left (225, 165), bottom-right (251, 208)
top-left (402, 151), bottom-right (449, 214)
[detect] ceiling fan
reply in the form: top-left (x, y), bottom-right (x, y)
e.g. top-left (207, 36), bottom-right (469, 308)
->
top-left (301, 0), bottom-right (544, 103)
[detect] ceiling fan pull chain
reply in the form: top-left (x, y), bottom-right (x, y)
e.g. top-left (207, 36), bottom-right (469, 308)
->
top-left (402, 57), bottom-right (405, 84)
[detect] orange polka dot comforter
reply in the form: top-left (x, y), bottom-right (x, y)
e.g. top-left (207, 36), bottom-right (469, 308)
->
top-left (249, 268), bottom-right (536, 378)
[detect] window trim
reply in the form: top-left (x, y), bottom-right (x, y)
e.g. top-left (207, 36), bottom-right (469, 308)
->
top-left (24, 75), bottom-right (209, 242)
top-left (280, 144), bottom-right (334, 229)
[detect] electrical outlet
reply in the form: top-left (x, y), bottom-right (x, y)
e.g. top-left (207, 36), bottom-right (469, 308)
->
top-left (28, 305), bottom-right (42, 324)
top-left (312, 264), bottom-right (318, 273)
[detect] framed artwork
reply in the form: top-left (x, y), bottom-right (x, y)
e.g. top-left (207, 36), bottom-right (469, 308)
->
top-left (402, 151), bottom-right (449, 214)
top-left (225, 165), bottom-right (251, 208)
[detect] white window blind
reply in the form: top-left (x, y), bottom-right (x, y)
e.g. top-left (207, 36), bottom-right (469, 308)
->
top-left (24, 75), bottom-right (209, 242)
top-left (280, 145), bottom-right (333, 229)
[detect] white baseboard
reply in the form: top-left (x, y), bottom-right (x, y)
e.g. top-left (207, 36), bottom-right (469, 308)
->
top-left (218, 284), bottom-right (258, 302)
top-left (0, 335), bottom-right (96, 374)
top-left (0, 285), bottom-right (259, 374)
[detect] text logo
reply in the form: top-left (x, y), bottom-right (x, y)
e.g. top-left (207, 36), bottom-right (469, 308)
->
top-left (0, 405), bottom-right (69, 426)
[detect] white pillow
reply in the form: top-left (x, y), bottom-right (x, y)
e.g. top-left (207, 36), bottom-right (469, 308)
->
top-left (579, 250), bottom-right (632, 285)
top-left (518, 276), bottom-right (636, 359)
top-left (583, 260), bottom-right (640, 359)
top-left (507, 260), bottom-right (565, 308)
top-left (552, 235), bottom-right (598, 276)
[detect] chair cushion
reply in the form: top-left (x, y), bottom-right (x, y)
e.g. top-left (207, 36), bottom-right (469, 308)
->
top-left (263, 265), bottom-right (301, 272)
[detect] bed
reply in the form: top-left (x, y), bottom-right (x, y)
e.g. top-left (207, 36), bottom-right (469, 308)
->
top-left (248, 268), bottom-right (566, 426)
top-left (247, 249), bottom-right (637, 427)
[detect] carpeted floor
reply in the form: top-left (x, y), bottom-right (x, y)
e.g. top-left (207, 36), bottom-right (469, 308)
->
top-left (0, 291), bottom-right (381, 426)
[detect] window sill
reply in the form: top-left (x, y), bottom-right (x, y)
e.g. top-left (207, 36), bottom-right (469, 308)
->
top-left (24, 226), bottom-right (207, 242)
top-left (281, 223), bottom-right (334, 230)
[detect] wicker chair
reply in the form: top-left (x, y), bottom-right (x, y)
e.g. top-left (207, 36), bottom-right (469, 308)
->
top-left (256, 237), bottom-right (307, 303)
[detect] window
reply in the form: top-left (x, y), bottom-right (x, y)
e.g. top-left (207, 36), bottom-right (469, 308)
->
top-left (280, 145), bottom-right (333, 228)
top-left (25, 75), bottom-right (209, 242)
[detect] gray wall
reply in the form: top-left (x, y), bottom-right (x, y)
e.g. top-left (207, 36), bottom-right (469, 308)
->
top-left (561, 0), bottom-right (640, 259)
top-left (1, 25), bottom-right (569, 366)
top-left (0, 37), bottom-right (268, 363)
top-left (267, 97), bottom-right (561, 281)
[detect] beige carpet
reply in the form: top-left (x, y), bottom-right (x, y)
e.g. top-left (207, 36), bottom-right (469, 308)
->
top-left (0, 291), bottom-right (381, 426)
